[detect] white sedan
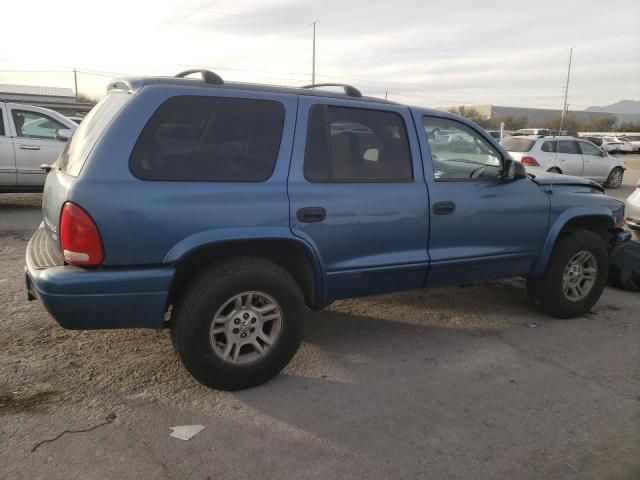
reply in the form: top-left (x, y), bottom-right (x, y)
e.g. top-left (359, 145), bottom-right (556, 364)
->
top-left (626, 177), bottom-right (640, 240)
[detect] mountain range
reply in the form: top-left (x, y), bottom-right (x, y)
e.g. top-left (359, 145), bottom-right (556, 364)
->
top-left (585, 100), bottom-right (640, 114)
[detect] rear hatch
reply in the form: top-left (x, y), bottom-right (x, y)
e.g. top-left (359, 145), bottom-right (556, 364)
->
top-left (501, 136), bottom-right (536, 161)
top-left (42, 92), bottom-right (132, 244)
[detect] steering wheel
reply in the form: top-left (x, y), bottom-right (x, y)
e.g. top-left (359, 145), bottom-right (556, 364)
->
top-left (469, 165), bottom-right (486, 179)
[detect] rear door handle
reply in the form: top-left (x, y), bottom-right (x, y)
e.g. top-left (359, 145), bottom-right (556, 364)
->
top-left (297, 207), bottom-right (326, 223)
top-left (19, 145), bottom-right (40, 150)
top-left (432, 201), bottom-right (456, 215)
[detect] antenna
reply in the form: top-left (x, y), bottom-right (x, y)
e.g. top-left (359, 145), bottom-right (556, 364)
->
top-left (550, 47), bottom-right (576, 186)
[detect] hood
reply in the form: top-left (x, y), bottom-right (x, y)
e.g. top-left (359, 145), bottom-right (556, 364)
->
top-left (526, 168), bottom-right (605, 193)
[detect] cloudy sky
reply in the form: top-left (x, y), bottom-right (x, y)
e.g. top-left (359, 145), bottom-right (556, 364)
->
top-left (1, 0), bottom-right (638, 109)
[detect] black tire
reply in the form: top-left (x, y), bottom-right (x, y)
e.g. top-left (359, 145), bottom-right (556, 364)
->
top-left (526, 230), bottom-right (608, 318)
top-left (605, 167), bottom-right (624, 189)
top-left (547, 167), bottom-right (562, 174)
top-left (170, 257), bottom-right (305, 390)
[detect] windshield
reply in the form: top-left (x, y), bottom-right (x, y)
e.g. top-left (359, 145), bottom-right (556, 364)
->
top-left (502, 137), bottom-right (535, 152)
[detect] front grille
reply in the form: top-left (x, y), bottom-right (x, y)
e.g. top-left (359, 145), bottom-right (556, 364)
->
top-left (28, 227), bottom-right (64, 270)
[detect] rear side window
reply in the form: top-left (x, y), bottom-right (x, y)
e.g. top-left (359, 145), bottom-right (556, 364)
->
top-left (130, 96), bottom-right (285, 182)
top-left (558, 140), bottom-right (579, 154)
top-left (541, 141), bottom-right (556, 152)
top-left (502, 137), bottom-right (535, 152)
top-left (58, 92), bottom-right (131, 177)
top-left (304, 105), bottom-right (412, 182)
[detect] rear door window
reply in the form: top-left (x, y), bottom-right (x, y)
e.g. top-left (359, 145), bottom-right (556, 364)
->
top-left (130, 96), bottom-right (285, 182)
top-left (558, 140), bottom-right (580, 154)
top-left (304, 105), bottom-right (412, 182)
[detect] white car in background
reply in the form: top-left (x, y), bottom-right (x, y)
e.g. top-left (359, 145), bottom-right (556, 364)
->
top-left (587, 136), bottom-right (633, 154)
top-left (618, 135), bottom-right (640, 152)
top-left (503, 135), bottom-right (626, 188)
top-left (625, 178), bottom-right (640, 240)
top-left (0, 101), bottom-right (77, 192)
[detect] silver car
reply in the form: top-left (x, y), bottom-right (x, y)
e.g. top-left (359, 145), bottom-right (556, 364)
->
top-left (626, 177), bottom-right (640, 240)
top-left (503, 135), bottom-right (627, 188)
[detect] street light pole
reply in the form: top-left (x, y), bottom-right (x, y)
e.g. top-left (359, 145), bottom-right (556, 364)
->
top-left (560, 47), bottom-right (574, 132)
top-left (73, 68), bottom-right (78, 101)
top-left (311, 20), bottom-right (317, 85)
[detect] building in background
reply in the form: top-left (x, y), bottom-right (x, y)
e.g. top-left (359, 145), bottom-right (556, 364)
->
top-left (0, 84), bottom-right (94, 117)
top-left (446, 104), bottom-right (640, 128)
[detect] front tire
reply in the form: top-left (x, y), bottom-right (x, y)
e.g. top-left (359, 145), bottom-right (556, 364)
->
top-left (170, 258), bottom-right (305, 390)
top-left (605, 167), bottom-right (624, 189)
top-left (527, 230), bottom-right (608, 318)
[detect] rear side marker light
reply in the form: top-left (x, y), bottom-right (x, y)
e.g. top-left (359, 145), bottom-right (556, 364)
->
top-left (60, 202), bottom-right (104, 267)
top-left (520, 156), bottom-right (539, 166)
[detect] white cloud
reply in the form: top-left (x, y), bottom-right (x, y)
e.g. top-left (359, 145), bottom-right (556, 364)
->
top-left (1, 0), bottom-right (638, 108)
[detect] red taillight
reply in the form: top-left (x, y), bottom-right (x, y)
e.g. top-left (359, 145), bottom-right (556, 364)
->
top-left (60, 202), bottom-right (104, 266)
top-left (520, 156), bottom-right (539, 166)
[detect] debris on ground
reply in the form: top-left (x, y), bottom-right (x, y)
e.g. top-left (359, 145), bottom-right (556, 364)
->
top-left (524, 322), bottom-right (541, 328)
top-left (169, 424), bottom-right (205, 440)
top-left (31, 411), bottom-right (117, 453)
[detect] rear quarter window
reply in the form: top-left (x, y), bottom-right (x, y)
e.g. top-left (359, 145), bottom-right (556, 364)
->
top-left (58, 92), bottom-right (131, 177)
top-left (129, 96), bottom-right (285, 182)
top-left (502, 137), bottom-right (535, 152)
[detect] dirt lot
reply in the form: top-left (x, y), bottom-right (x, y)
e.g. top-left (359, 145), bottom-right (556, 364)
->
top-left (1, 157), bottom-right (639, 480)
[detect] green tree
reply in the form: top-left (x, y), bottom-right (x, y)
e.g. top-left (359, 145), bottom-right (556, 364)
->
top-left (447, 106), bottom-right (494, 129)
top-left (76, 92), bottom-right (99, 104)
top-left (583, 115), bottom-right (617, 132)
top-left (496, 115), bottom-right (528, 130)
top-left (616, 121), bottom-right (640, 133)
top-left (547, 113), bottom-right (580, 131)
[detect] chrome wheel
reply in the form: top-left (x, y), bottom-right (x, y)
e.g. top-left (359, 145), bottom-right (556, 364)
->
top-left (608, 169), bottom-right (623, 187)
top-left (209, 291), bottom-right (283, 365)
top-left (562, 251), bottom-right (598, 302)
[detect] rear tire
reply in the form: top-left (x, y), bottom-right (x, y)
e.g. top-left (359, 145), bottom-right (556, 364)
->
top-left (170, 258), bottom-right (305, 390)
top-left (527, 230), bottom-right (608, 318)
top-left (605, 167), bottom-right (624, 189)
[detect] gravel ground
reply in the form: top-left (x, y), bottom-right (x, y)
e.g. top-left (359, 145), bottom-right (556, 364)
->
top-left (1, 157), bottom-right (639, 479)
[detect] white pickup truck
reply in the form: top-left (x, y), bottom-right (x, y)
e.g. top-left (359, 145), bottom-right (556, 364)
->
top-left (0, 101), bottom-right (77, 192)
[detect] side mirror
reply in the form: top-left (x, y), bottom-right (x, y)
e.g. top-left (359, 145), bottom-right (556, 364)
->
top-left (504, 158), bottom-right (527, 181)
top-left (56, 128), bottom-right (72, 141)
top-left (601, 149), bottom-right (608, 157)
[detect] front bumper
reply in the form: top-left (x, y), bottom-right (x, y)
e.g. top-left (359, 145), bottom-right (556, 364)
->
top-left (25, 225), bottom-right (174, 330)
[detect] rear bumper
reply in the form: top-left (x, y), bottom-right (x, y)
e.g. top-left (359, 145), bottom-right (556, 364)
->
top-left (25, 226), bottom-right (174, 330)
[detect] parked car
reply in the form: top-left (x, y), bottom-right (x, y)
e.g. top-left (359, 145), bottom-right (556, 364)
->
top-left (503, 135), bottom-right (626, 188)
top-left (617, 135), bottom-right (640, 152)
top-left (625, 177), bottom-right (640, 241)
top-left (25, 70), bottom-right (629, 390)
top-left (586, 136), bottom-right (633, 154)
top-left (512, 128), bottom-right (550, 136)
top-left (0, 101), bottom-right (77, 192)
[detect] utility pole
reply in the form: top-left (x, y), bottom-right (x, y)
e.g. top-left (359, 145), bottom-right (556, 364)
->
top-left (73, 68), bottom-right (78, 101)
top-left (560, 47), bottom-right (574, 132)
top-left (311, 21), bottom-right (317, 85)
top-left (385, 91), bottom-right (388, 100)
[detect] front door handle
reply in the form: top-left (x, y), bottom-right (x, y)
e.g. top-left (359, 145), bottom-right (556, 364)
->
top-left (432, 201), bottom-right (456, 215)
top-left (297, 207), bottom-right (326, 223)
top-left (19, 145), bottom-right (40, 150)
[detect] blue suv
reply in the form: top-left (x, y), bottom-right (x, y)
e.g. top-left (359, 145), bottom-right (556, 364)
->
top-left (25, 70), bottom-right (628, 390)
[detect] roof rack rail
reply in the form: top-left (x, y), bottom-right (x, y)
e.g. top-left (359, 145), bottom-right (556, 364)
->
top-left (175, 69), bottom-right (224, 85)
top-left (301, 83), bottom-right (362, 98)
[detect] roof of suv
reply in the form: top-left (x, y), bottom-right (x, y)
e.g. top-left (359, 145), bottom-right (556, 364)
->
top-left (108, 73), bottom-right (397, 105)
